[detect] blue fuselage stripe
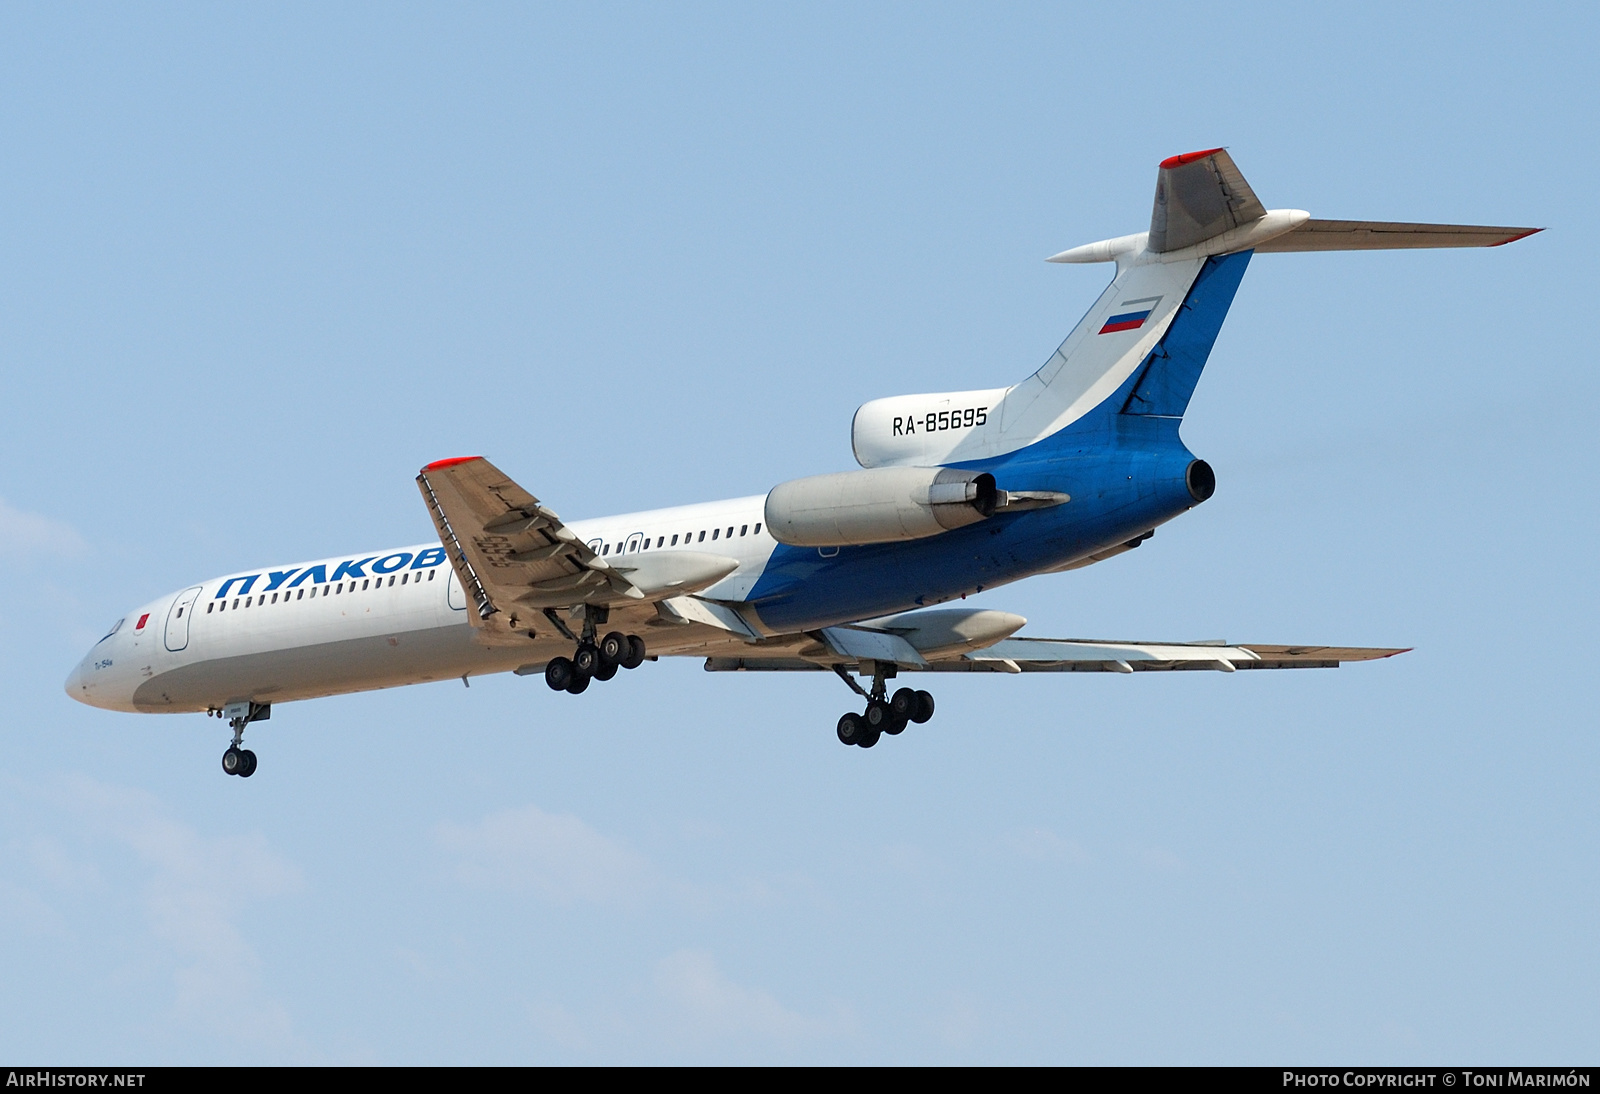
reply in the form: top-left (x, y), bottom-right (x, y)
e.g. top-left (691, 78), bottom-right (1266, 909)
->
top-left (745, 251), bottom-right (1254, 632)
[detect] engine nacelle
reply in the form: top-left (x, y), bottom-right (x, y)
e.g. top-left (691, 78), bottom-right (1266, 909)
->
top-left (764, 467), bottom-right (998, 548)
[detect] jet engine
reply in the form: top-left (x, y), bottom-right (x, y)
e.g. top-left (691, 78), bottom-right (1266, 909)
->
top-left (763, 467), bottom-right (999, 548)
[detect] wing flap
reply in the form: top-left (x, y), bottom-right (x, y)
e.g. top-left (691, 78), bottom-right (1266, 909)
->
top-left (657, 595), bottom-right (762, 640)
top-left (818, 626), bottom-right (929, 668)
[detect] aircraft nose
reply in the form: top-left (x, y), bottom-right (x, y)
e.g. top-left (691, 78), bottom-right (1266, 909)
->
top-left (64, 657), bottom-right (90, 705)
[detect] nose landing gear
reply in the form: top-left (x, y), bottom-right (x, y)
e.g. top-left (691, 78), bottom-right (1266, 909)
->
top-left (213, 701), bottom-right (269, 777)
top-left (831, 666), bottom-right (932, 748)
top-left (222, 746), bottom-right (257, 777)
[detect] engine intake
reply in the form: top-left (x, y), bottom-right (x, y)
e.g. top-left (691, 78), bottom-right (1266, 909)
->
top-left (765, 467), bottom-right (998, 548)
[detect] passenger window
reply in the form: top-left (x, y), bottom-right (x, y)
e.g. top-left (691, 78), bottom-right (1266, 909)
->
top-left (428, 570), bottom-right (435, 580)
top-left (400, 573), bottom-right (407, 585)
top-left (754, 522), bottom-right (761, 535)
top-left (671, 534), bottom-right (678, 546)
top-left (727, 526), bottom-right (733, 538)
top-left (657, 536), bottom-right (664, 548)
top-left (233, 598), bottom-right (240, 609)
top-left (711, 528), bottom-right (718, 540)
top-left (271, 593), bottom-right (277, 604)
top-left (362, 579), bottom-right (369, 590)
top-left (389, 576), bottom-right (396, 586)
top-left (207, 603), bottom-right (214, 614)
top-left (740, 525), bottom-right (747, 536)
top-left (602, 544), bottom-right (610, 555)
top-left (698, 531), bottom-right (705, 542)
top-left (245, 597), bottom-right (252, 607)
top-left (297, 589), bottom-right (304, 600)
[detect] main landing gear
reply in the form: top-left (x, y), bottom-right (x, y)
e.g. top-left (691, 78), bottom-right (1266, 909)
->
top-left (213, 701), bottom-right (269, 777)
top-left (832, 665), bottom-right (934, 749)
top-left (542, 608), bottom-right (647, 696)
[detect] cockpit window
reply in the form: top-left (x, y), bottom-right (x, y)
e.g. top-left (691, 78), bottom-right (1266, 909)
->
top-left (95, 618), bottom-right (125, 645)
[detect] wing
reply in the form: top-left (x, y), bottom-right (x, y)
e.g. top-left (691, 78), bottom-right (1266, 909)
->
top-left (704, 610), bottom-right (1407, 675)
top-left (417, 456), bottom-right (740, 642)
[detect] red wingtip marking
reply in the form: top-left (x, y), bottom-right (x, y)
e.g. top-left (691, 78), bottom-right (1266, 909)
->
top-left (1160, 147), bottom-right (1225, 170)
top-left (422, 456), bottom-right (483, 472)
top-left (1489, 228), bottom-right (1543, 247)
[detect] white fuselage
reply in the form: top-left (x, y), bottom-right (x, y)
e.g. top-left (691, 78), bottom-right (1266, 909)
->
top-left (67, 494), bottom-right (775, 715)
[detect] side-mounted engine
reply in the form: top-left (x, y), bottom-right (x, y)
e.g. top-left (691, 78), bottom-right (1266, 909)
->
top-left (764, 466), bottom-right (1000, 548)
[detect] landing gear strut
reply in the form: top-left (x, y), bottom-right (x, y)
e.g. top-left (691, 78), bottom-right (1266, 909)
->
top-left (215, 701), bottom-right (268, 777)
top-left (831, 665), bottom-right (932, 748)
top-left (542, 607), bottom-right (647, 696)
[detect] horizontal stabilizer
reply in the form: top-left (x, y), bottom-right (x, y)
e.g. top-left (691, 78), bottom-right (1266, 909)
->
top-left (1254, 219), bottom-right (1541, 252)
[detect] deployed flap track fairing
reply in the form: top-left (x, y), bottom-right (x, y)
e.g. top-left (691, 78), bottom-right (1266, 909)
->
top-left (65, 149), bottom-right (1538, 772)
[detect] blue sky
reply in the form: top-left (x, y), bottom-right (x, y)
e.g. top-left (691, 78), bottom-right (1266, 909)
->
top-left (2, 2), bottom-right (1595, 1063)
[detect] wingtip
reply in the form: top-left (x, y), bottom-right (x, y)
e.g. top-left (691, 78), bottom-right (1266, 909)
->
top-left (1160, 147), bottom-right (1225, 170)
top-left (1489, 227), bottom-right (1543, 246)
top-left (421, 456), bottom-right (483, 473)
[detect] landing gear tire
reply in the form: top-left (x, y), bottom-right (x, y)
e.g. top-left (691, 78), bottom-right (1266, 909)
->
top-left (222, 747), bottom-right (244, 776)
top-left (237, 749), bottom-right (258, 778)
top-left (622, 635), bottom-right (646, 670)
top-left (837, 712), bottom-right (866, 746)
top-left (911, 690), bottom-right (935, 724)
top-left (565, 672), bottom-right (591, 695)
top-left (888, 688), bottom-right (918, 734)
top-left (573, 643), bottom-right (601, 677)
top-left (545, 657), bottom-right (575, 692)
top-left (864, 699), bottom-right (892, 732)
top-left (599, 631), bottom-right (629, 666)
top-left (857, 727), bottom-right (882, 749)
top-left (593, 659), bottom-right (618, 682)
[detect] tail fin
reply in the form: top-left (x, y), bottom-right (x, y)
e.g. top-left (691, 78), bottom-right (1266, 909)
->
top-left (850, 150), bottom-right (1538, 470)
top-left (1149, 148), bottom-right (1267, 253)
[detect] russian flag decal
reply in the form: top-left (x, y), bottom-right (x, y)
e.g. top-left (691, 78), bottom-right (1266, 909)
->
top-left (1099, 296), bottom-right (1161, 335)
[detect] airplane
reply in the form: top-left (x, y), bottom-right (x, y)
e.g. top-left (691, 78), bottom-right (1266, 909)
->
top-left (64, 149), bottom-right (1539, 777)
